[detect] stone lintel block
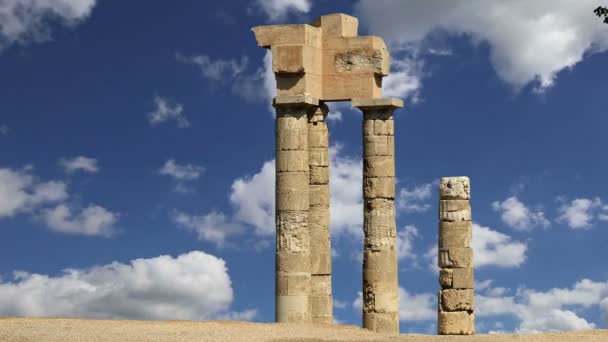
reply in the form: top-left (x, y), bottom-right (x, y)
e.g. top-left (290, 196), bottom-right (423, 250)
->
top-left (440, 289), bottom-right (474, 312)
top-left (272, 45), bottom-right (322, 74)
top-left (308, 126), bottom-right (329, 148)
top-left (276, 114), bottom-right (308, 131)
top-left (363, 312), bottom-right (399, 334)
top-left (324, 46), bottom-right (389, 76)
top-left (309, 166), bottom-right (329, 185)
top-left (364, 135), bottom-right (394, 157)
top-left (439, 268), bottom-right (453, 288)
top-left (439, 248), bottom-right (473, 269)
top-left (440, 177), bottom-right (470, 200)
top-left (439, 222), bottom-right (472, 249)
top-left (364, 177), bottom-right (395, 199)
top-left (309, 185), bottom-right (329, 207)
top-left (311, 275), bottom-right (332, 295)
top-left (311, 253), bottom-right (331, 275)
top-left (277, 251), bottom-right (310, 273)
top-left (276, 295), bottom-right (310, 323)
top-left (277, 150), bottom-right (308, 172)
top-left (452, 268), bottom-right (474, 289)
top-left (310, 13), bottom-right (358, 38)
top-left (322, 74), bottom-right (382, 101)
top-left (252, 24), bottom-right (321, 48)
top-left (440, 200), bottom-right (471, 212)
top-left (276, 73), bottom-right (323, 100)
top-left (363, 268), bottom-right (398, 293)
top-left (309, 147), bottom-right (329, 166)
top-left (438, 311), bottom-right (474, 335)
top-left (276, 273), bottom-right (311, 296)
top-left (310, 296), bottom-right (333, 320)
top-left (353, 97), bottom-right (404, 110)
top-left (440, 208), bottom-right (472, 222)
top-left (364, 156), bottom-right (395, 178)
top-left (323, 35), bottom-right (387, 51)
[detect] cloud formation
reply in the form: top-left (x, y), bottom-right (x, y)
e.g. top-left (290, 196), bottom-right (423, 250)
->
top-left (397, 183), bottom-right (432, 213)
top-left (492, 196), bottom-right (550, 231)
top-left (477, 278), bottom-right (608, 333)
top-left (43, 204), bottom-right (117, 237)
top-left (356, 0), bottom-right (608, 91)
top-left (254, 0), bottom-right (311, 22)
top-left (0, 0), bottom-right (97, 51)
top-left (147, 95), bottom-right (190, 128)
top-left (60, 156), bottom-right (99, 174)
top-left (557, 197), bottom-right (606, 229)
top-left (0, 251), bottom-right (255, 321)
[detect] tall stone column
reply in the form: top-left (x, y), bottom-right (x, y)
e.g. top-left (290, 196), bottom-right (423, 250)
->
top-left (308, 103), bottom-right (332, 324)
top-left (353, 98), bottom-right (403, 334)
top-left (274, 95), bottom-right (318, 323)
top-left (438, 177), bottom-right (475, 335)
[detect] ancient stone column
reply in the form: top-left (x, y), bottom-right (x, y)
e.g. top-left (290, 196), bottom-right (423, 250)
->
top-left (308, 103), bottom-right (333, 324)
top-left (274, 95), bottom-right (318, 323)
top-left (438, 177), bottom-right (475, 335)
top-left (353, 98), bottom-right (403, 334)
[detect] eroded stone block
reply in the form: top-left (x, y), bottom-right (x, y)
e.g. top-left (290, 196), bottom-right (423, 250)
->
top-left (440, 208), bottom-right (472, 222)
top-left (310, 253), bottom-right (331, 275)
top-left (452, 268), bottom-right (474, 289)
top-left (309, 184), bottom-right (329, 207)
top-left (439, 248), bottom-right (473, 269)
top-left (311, 275), bottom-right (332, 295)
top-left (309, 147), bottom-right (329, 166)
top-left (276, 251), bottom-right (310, 273)
top-left (441, 289), bottom-right (474, 312)
top-left (438, 311), bottom-right (474, 335)
top-left (439, 268), bottom-right (453, 288)
top-left (440, 177), bottom-right (470, 200)
top-left (277, 150), bottom-right (308, 172)
top-left (276, 273), bottom-right (311, 295)
top-left (363, 312), bottom-right (399, 334)
top-left (364, 156), bottom-right (395, 178)
top-left (309, 166), bottom-right (329, 185)
top-left (363, 177), bottom-right (395, 199)
top-left (439, 221), bottom-right (472, 249)
top-left (276, 295), bottom-right (310, 323)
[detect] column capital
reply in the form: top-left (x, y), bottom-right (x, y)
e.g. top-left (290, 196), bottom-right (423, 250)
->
top-left (308, 102), bottom-right (329, 123)
top-left (352, 98), bottom-right (403, 110)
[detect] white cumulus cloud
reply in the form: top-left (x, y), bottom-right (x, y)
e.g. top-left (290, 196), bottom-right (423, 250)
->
top-left (254, 0), bottom-right (311, 22)
top-left (0, 0), bottom-right (97, 51)
top-left (159, 159), bottom-right (205, 193)
top-left (356, 0), bottom-right (608, 91)
top-left (60, 156), bottom-right (99, 174)
top-left (492, 196), bottom-right (550, 231)
top-left (396, 225), bottom-right (419, 260)
top-left (147, 95), bottom-right (190, 128)
top-left (0, 167), bottom-right (68, 218)
top-left (557, 197), bottom-right (604, 229)
top-left (0, 251), bottom-right (255, 321)
top-left (478, 278), bottom-right (608, 333)
top-left (472, 223), bottom-right (528, 268)
top-left (397, 183), bottom-right (432, 213)
top-left (43, 204), bottom-right (117, 237)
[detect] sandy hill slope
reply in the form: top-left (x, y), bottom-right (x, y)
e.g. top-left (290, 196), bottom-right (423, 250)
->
top-left (0, 318), bottom-right (607, 342)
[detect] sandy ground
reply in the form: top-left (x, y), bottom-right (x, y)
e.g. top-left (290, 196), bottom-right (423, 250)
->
top-left (0, 318), bottom-right (607, 342)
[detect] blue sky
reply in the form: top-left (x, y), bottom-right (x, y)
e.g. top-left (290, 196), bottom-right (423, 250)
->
top-left (1, 0), bottom-right (608, 334)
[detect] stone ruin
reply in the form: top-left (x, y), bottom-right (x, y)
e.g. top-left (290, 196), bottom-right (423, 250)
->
top-left (252, 13), bottom-right (475, 336)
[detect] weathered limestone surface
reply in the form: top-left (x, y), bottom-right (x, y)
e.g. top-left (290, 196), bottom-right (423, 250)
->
top-left (274, 95), bottom-right (318, 323)
top-left (438, 176), bottom-right (474, 335)
top-left (355, 98), bottom-right (403, 335)
top-left (252, 13), bottom-right (390, 101)
top-left (308, 103), bottom-right (333, 324)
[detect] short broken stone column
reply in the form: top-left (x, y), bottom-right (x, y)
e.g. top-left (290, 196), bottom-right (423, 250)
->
top-left (438, 177), bottom-right (475, 335)
top-left (274, 95), bottom-right (318, 323)
top-left (308, 103), bottom-right (333, 324)
top-left (354, 98), bottom-right (403, 334)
